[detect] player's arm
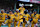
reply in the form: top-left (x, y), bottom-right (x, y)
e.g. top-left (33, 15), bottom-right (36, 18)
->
top-left (0, 13), bottom-right (5, 22)
top-left (19, 8), bottom-right (21, 12)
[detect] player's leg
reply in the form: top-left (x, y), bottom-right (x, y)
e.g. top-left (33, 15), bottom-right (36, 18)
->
top-left (27, 21), bottom-right (30, 27)
top-left (0, 20), bottom-right (4, 27)
top-left (17, 21), bottom-right (20, 27)
top-left (14, 21), bottom-right (17, 27)
top-left (0, 23), bottom-right (2, 27)
top-left (22, 18), bottom-right (25, 27)
top-left (8, 23), bottom-right (11, 27)
top-left (31, 24), bottom-right (34, 27)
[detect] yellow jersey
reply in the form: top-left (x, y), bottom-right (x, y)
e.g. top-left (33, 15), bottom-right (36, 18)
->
top-left (19, 7), bottom-right (25, 14)
top-left (0, 13), bottom-right (7, 20)
top-left (35, 14), bottom-right (39, 19)
top-left (31, 13), bottom-right (35, 18)
top-left (19, 13), bottom-right (24, 22)
top-left (32, 17), bottom-right (38, 24)
top-left (5, 14), bottom-right (15, 24)
top-left (8, 14), bottom-right (15, 21)
top-left (25, 14), bottom-right (30, 21)
top-left (31, 14), bottom-right (39, 24)
top-left (14, 12), bottom-right (19, 21)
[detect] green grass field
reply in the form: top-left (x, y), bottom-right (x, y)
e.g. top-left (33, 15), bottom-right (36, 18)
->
top-left (1, 26), bottom-right (22, 27)
top-left (1, 25), bottom-right (13, 27)
top-left (1, 25), bottom-right (24, 27)
top-left (1, 24), bottom-right (19, 27)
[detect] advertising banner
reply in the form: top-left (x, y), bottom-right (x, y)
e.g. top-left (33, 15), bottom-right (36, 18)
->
top-left (30, 0), bottom-right (40, 3)
top-left (18, 0), bottom-right (30, 2)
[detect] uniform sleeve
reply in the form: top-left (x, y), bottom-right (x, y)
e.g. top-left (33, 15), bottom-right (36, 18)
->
top-left (28, 14), bottom-right (30, 18)
top-left (5, 13), bottom-right (7, 15)
top-left (35, 14), bottom-right (39, 19)
top-left (19, 8), bottom-right (21, 10)
top-left (13, 14), bottom-right (15, 18)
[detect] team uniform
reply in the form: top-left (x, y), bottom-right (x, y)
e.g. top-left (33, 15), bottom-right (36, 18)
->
top-left (19, 13), bottom-right (25, 27)
top-left (19, 7), bottom-right (25, 23)
top-left (31, 13), bottom-right (35, 18)
top-left (31, 13), bottom-right (36, 27)
top-left (19, 7), bottom-right (25, 14)
top-left (31, 17), bottom-right (38, 27)
top-left (19, 7), bottom-right (25, 27)
top-left (5, 14), bottom-right (15, 27)
top-left (23, 13), bottom-right (30, 27)
top-left (31, 14), bottom-right (39, 27)
top-left (0, 9), bottom-right (39, 27)
top-left (0, 13), bottom-right (7, 27)
top-left (14, 12), bottom-right (20, 27)
top-left (35, 14), bottom-right (39, 19)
